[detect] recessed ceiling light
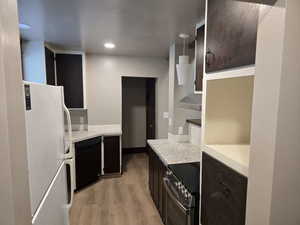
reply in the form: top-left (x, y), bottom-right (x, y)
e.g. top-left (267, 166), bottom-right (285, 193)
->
top-left (19, 23), bottom-right (31, 30)
top-left (104, 42), bottom-right (115, 49)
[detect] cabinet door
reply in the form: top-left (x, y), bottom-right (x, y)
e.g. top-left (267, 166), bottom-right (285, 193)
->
top-left (75, 137), bottom-right (101, 190)
top-left (56, 54), bottom-right (84, 108)
top-left (103, 136), bottom-right (120, 174)
top-left (158, 159), bottom-right (167, 222)
top-left (148, 146), bottom-right (154, 199)
top-left (201, 153), bottom-right (248, 225)
top-left (45, 47), bottom-right (55, 85)
top-left (206, 0), bottom-right (259, 73)
top-left (153, 153), bottom-right (160, 209)
top-left (195, 26), bottom-right (205, 92)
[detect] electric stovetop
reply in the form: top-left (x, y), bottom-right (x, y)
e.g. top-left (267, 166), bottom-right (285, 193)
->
top-left (168, 162), bottom-right (200, 194)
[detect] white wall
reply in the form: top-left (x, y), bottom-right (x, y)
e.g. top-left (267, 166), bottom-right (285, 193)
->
top-left (269, 0), bottom-right (300, 223)
top-left (122, 78), bottom-right (147, 148)
top-left (168, 43), bottom-right (201, 135)
top-left (21, 40), bottom-right (46, 83)
top-left (246, 1), bottom-right (300, 224)
top-left (0, 0), bottom-right (32, 224)
top-left (86, 54), bottom-right (169, 139)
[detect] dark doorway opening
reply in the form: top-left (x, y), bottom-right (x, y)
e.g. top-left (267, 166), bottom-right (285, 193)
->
top-left (122, 77), bottom-right (156, 155)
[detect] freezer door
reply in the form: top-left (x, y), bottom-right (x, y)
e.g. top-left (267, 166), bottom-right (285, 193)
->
top-left (24, 82), bottom-right (66, 215)
top-left (32, 162), bottom-right (69, 225)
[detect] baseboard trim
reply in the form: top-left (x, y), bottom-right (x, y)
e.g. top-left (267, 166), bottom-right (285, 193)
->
top-left (122, 147), bottom-right (147, 154)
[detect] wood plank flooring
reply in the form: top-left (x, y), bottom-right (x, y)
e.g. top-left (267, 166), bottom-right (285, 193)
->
top-left (70, 153), bottom-right (164, 225)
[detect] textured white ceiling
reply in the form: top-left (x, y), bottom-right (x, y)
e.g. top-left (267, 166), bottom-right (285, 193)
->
top-left (18, 0), bottom-right (204, 57)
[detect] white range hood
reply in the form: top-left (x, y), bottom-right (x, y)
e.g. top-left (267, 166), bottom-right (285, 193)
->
top-left (176, 33), bottom-right (192, 86)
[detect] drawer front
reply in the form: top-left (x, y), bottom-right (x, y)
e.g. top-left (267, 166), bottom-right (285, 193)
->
top-left (201, 152), bottom-right (247, 225)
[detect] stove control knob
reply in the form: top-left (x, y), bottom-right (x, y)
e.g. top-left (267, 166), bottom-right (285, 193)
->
top-left (178, 182), bottom-right (182, 188)
top-left (166, 171), bottom-right (172, 176)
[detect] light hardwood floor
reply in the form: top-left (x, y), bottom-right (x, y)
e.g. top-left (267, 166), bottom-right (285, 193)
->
top-left (70, 153), bottom-right (164, 225)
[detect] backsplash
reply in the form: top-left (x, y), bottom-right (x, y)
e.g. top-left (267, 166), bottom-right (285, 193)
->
top-left (65, 109), bottom-right (88, 131)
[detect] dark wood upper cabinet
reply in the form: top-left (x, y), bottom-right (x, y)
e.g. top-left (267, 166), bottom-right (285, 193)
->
top-left (195, 25), bottom-right (205, 92)
top-left (56, 53), bottom-right (84, 108)
top-left (103, 136), bottom-right (121, 174)
top-left (201, 153), bottom-right (248, 225)
top-left (45, 47), bottom-right (55, 85)
top-left (206, 0), bottom-right (259, 73)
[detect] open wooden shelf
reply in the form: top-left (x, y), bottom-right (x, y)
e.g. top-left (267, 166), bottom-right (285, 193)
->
top-left (204, 65), bottom-right (255, 81)
top-left (202, 75), bottom-right (254, 176)
top-left (202, 144), bottom-right (250, 177)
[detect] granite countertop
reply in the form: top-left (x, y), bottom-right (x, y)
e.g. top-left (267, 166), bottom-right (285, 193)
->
top-left (147, 139), bottom-right (201, 166)
top-left (66, 124), bottom-right (122, 143)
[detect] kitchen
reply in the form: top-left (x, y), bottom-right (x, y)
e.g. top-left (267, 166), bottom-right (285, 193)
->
top-left (1, 1), bottom-right (300, 225)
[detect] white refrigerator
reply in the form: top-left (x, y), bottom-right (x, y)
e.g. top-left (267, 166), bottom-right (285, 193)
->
top-left (24, 82), bottom-right (75, 225)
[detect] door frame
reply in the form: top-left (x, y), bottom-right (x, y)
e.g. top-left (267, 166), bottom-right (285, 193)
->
top-left (121, 76), bottom-right (156, 153)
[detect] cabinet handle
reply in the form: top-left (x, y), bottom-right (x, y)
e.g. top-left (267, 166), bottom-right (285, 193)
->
top-left (219, 181), bottom-right (232, 198)
top-left (206, 49), bottom-right (215, 67)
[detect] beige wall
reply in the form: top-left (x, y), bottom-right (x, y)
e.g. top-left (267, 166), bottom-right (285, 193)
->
top-left (122, 78), bottom-right (147, 148)
top-left (86, 54), bottom-right (169, 139)
top-left (0, 0), bottom-right (31, 224)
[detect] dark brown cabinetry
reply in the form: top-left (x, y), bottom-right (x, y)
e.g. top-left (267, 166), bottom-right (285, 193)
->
top-left (75, 137), bottom-right (101, 190)
top-left (206, 0), bottom-right (259, 72)
top-left (195, 25), bottom-right (205, 92)
top-left (56, 53), bottom-right (84, 108)
top-left (201, 152), bottom-right (248, 225)
top-left (45, 47), bottom-right (55, 85)
top-left (148, 145), bottom-right (167, 223)
top-left (103, 136), bottom-right (121, 174)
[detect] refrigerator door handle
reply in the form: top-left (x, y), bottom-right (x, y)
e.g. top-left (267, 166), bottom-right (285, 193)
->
top-left (65, 159), bottom-right (75, 209)
top-left (63, 104), bottom-right (73, 158)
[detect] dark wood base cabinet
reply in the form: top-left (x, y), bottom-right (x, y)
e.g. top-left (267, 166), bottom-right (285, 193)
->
top-left (103, 136), bottom-right (121, 175)
top-left (148, 145), bottom-right (167, 223)
top-left (75, 137), bottom-right (101, 190)
top-left (201, 153), bottom-right (248, 225)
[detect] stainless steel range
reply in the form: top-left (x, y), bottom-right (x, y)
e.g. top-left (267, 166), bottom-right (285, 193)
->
top-left (163, 162), bottom-right (200, 225)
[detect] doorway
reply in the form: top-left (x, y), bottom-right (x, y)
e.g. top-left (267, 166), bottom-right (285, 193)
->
top-left (122, 77), bottom-right (156, 154)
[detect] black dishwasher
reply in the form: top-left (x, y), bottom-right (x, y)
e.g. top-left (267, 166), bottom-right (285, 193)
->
top-left (75, 137), bottom-right (101, 190)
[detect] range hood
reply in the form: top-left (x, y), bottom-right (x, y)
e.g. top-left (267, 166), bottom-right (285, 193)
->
top-left (179, 93), bottom-right (202, 111)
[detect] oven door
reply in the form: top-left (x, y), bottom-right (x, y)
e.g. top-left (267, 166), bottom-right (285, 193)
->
top-left (163, 178), bottom-right (193, 225)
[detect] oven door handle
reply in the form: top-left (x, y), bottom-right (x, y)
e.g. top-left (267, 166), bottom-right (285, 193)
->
top-left (163, 178), bottom-right (190, 214)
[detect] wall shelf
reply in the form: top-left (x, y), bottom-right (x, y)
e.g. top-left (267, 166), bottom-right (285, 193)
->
top-left (204, 65), bottom-right (255, 81)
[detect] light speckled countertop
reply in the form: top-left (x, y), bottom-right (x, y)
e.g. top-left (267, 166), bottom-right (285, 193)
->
top-left (66, 125), bottom-right (122, 143)
top-left (147, 139), bottom-right (201, 165)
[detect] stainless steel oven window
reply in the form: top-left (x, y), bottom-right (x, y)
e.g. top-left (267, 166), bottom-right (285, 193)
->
top-left (163, 178), bottom-right (193, 225)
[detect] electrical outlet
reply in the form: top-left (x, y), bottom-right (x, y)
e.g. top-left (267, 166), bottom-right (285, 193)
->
top-left (168, 118), bottom-right (172, 126)
top-left (163, 112), bottom-right (169, 119)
